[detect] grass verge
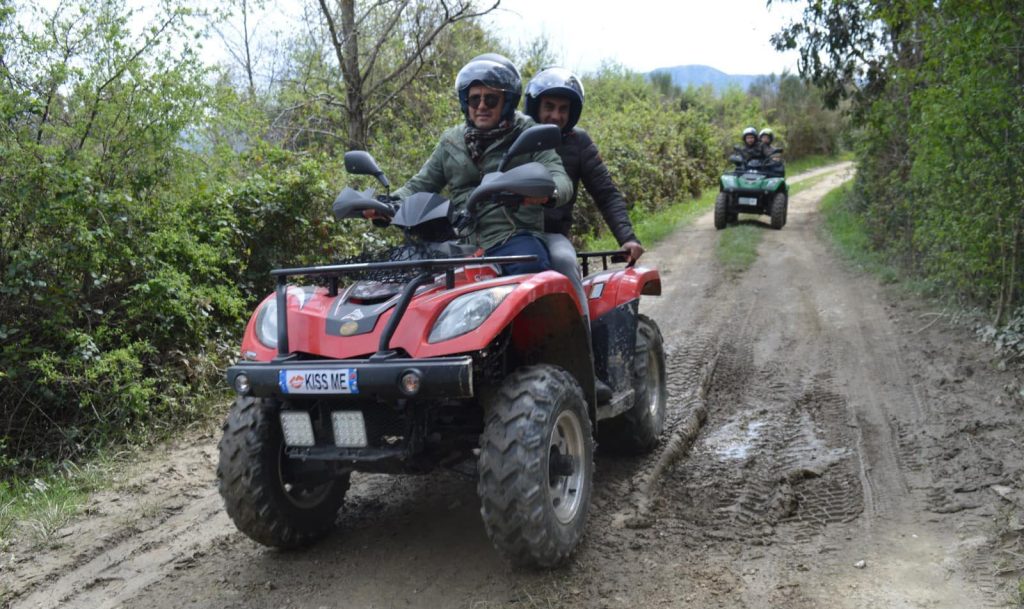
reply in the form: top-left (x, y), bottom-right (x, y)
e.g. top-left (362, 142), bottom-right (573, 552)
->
top-left (819, 181), bottom-right (899, 284)
top-left (786, 151), bottom-right (854, 176)
top-left (0, 457), bottom-right (118, 550)
top-left (788, 173), bottom-right (831, 197)
top-left (717, 224), bottom-right (764, 272)
top-left (583, 189), bottom-right (719, 251)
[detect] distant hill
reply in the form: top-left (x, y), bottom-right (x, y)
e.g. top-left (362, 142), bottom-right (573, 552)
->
top-left (648, 65), bottom-right (764, 92)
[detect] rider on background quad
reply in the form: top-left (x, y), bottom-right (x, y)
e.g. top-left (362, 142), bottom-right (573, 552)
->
top-left (758, 127), bottom-right (785, 176)
top-left (389, 53), bottom-right (573, 276)
top-left (524, 67), bottom-right (644, 270)
top-left (739, 126), bottom-right (763, 162)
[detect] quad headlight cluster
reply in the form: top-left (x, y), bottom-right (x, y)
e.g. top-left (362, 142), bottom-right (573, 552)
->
top-left (254, 298), bottom-right (279, 349)
top-left (428, 284), bottom-right (516, 343)
top-left (256, 284), bottom-right (515, 348)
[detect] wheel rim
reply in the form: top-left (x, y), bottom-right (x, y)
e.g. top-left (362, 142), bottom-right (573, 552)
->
top-left (277, 446), bottom-right (334, 509)
top-left (646, 344), bottom-right (664, 418)
top-left (548, 409), bottom-right (586, 524)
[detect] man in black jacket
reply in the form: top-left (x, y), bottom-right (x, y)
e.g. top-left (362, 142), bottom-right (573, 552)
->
top-left (524, 67), bottom-right (644, 275)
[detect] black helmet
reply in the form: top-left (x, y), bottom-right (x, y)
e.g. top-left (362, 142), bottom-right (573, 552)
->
top-left (524, 67), bottom-right (585, 131)
top-left (455, 53), bottom-right (521, 124)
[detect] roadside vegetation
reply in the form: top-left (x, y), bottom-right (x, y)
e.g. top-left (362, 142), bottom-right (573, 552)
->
top-left (0, 0), bottom-right (846, 504)
top-left (775, 0), bottom-right (1024, 363)
top-left (822, 182), bottom-right (1024, 375)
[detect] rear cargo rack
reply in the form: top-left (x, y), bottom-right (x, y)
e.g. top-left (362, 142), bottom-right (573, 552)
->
top-left (578, 249), bottom-right (631, 276)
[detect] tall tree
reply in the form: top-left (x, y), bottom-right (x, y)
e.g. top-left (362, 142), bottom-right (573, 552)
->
top-left (316, 0), bottom-right (499, 149)
top-left (212, 0), bottom-right (283, 101)
top-left (768, 0), bottom-right (906, 111)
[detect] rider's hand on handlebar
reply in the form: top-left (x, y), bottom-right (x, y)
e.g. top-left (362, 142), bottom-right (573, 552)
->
top-left (622, 240), bottom-right (644, 264)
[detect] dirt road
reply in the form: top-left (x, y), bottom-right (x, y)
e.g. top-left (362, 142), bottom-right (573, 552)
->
top-left (4, 162), bottom-right (1023, 609)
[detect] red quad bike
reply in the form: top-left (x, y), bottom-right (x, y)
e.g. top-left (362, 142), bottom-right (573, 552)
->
top-left (217, 124), bottom-right (667, 568)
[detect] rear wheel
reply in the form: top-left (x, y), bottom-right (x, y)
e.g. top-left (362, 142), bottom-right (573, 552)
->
top-left (770, 192), bottom-right (788, 230)
top-left (714, 192), bottom-right (728, 230)
top-left (218, 397), bottom-right (349, 548)
top-left (477, 365), bottom-right (594, 568)
top-left (598, 314), bottom-right (667, 454)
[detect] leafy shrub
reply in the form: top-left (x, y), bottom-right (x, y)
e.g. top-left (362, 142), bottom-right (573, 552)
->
top-left (569, 66), bottom-right (720, 243)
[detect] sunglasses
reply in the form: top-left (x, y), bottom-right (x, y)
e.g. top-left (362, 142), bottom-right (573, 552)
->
top-left (467, 93), bottom-right (501, 109)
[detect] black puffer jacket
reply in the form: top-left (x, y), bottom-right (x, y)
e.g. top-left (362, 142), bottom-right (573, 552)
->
top-left (544, 128), bottom-right (639, 246)
top-left (740, 142), bottom-right (764, 162)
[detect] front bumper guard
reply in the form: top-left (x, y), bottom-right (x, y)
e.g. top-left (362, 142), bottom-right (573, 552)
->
top-left (227, 356), bottom-right (474, 400)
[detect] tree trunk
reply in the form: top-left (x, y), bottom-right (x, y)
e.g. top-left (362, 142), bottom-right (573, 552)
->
top-left (340, 0), bottom-right (365, 150)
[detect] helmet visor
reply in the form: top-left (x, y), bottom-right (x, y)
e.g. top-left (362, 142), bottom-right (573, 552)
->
top-left (526, 67), bottom-right (584, 99)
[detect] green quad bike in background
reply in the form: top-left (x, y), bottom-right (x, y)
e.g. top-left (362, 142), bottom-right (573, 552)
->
top-left (714, 147), bottom-right (788, 230)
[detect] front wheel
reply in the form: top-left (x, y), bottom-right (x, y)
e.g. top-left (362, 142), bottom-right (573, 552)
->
top-left (598, 314), bottom-right (667, 454)
top-left (770, 192), bottom-right (788, 230)
top-left (477, 365), bottom-right (594, 568)
top-left (217, 397), bottom-right (349, 548)
top-left (714, 192), bottom-right (728, 230)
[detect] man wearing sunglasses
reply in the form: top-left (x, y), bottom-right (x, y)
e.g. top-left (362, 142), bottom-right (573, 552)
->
top-left (391, 54), bottom-right (572, 276)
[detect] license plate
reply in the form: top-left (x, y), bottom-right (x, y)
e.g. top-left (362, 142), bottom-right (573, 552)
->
top-left (279, 369), bottom-right (359, 394)
top-left (739, 197), bottom-right (758, 206)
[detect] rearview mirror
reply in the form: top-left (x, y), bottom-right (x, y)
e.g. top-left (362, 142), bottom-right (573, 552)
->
top-left (497, 124), bottom-right (561, 172)
top-left (344, 151), bottom-right (390, 188)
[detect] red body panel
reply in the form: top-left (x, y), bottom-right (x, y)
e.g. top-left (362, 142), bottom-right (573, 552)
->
top-left (240, 264), bottom-right (659, 362)
top-left (583, 266), bottom-right (662, 320)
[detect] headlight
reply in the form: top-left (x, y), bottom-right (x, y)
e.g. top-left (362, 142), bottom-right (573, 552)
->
top-left (428, 285), bottom-right (516, 343)
top-left (255, 298), bottom-right (278, 349)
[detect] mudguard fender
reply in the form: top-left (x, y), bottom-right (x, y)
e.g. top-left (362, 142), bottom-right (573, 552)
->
top-left (584, 266), bottom-right (661, 321)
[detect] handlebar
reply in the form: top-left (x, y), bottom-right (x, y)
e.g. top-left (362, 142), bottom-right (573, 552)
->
top-left (466, 162), bottom-right (556, 215)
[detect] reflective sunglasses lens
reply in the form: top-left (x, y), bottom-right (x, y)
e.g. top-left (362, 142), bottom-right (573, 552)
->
top-left (468, 94), bottom-right (500, 109)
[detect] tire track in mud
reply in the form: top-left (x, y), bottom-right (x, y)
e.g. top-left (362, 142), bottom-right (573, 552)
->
top-left (15, 491), bottom-right (230, 609)
top-left (627, 171), bottom-right (867, 554)
top-left (617, 337), bottom-right (717, 528)
top-left (624, 168), bottom-right (995, 609)
top-left (693, 167), bottom-right (997, 608)
top-left (9, 445), bottom-right (233, 609)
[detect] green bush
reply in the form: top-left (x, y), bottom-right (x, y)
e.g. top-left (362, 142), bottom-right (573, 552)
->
top-left (569, 66), bottom-right (720, 243)
top-left (781, 0), bottom-right (1024, 325)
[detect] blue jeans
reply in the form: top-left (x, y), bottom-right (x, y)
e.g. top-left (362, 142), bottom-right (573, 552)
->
top-left (485, 233), bottom-right (552, 275)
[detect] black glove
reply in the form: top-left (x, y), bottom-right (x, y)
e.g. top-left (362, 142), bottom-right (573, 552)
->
top-left (370, 194), bottom-right (399, 226)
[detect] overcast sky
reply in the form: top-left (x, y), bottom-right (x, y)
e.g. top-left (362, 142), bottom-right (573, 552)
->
top-left (482, 0), bottom-right (806, 76)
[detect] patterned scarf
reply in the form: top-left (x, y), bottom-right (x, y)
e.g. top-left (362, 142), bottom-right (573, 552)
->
top-left (464, 120), bottom-right (514, 163)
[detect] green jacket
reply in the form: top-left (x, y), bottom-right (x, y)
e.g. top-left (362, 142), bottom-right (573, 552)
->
top-left (393, 112), bottom-right (572, 249)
